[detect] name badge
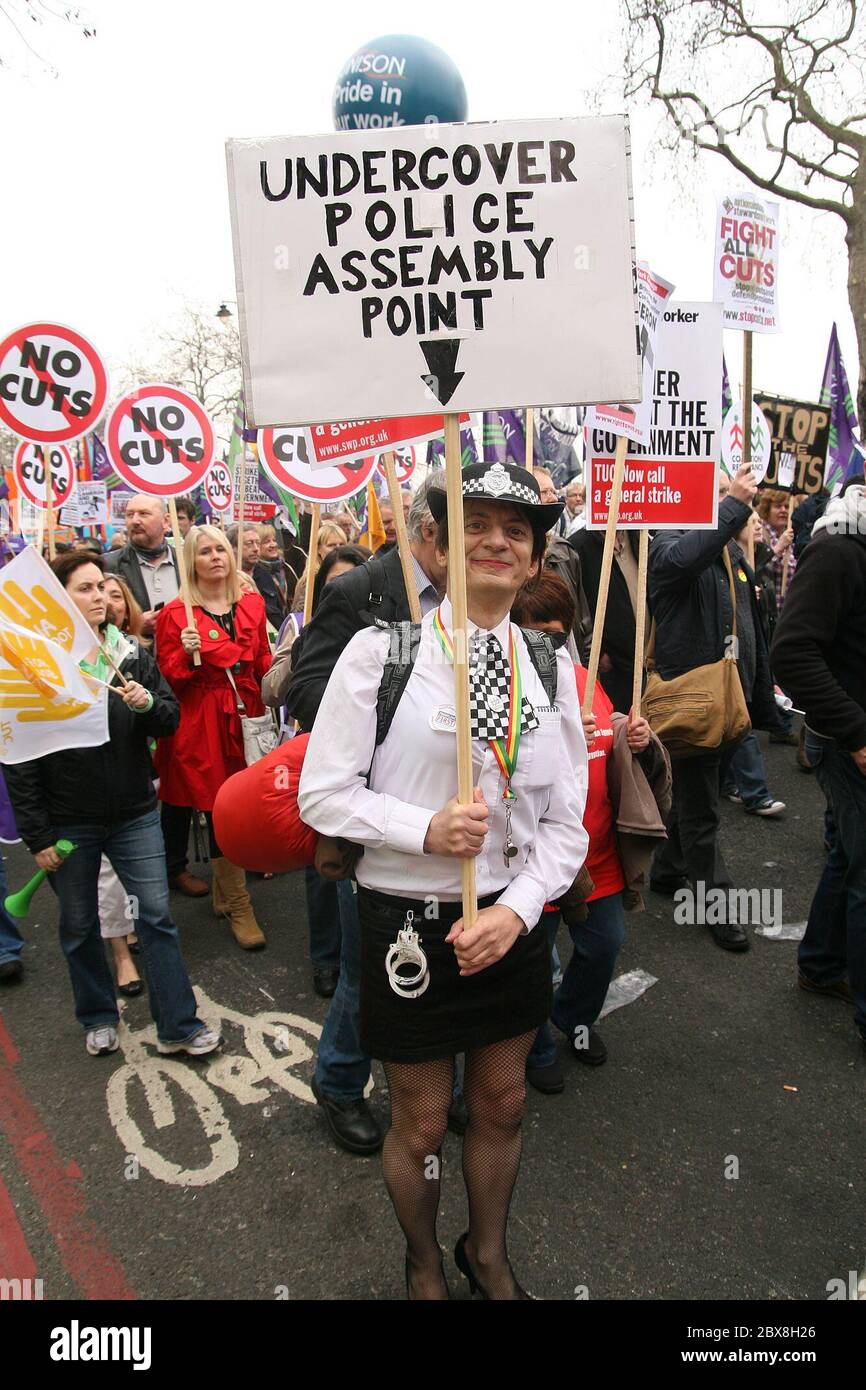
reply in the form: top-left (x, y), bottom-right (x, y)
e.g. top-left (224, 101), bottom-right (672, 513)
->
top-left (429, 706), bottom-right (457, 733)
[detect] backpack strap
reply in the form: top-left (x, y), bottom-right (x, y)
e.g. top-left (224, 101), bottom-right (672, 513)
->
top-left (519, 627), bottom-right (559, 705)
top-left (363, 556), bottom-right (388, 617)
top-left (375, 620), bottom-right (423, 745)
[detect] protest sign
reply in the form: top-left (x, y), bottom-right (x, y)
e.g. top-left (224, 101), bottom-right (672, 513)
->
top-left (110, 491), bottom-right (134, 526)
top-left (753, 394), bottom-right (829, 494)
top-left (226, 116), bottom-right (639, 424)
top-left (258, 429), bottom-right (377, 503)
top-left (13, 441), bottom-right (74, 510)
top-left (585, 262), bottom-right (675, 446)
top-left (587, 303), bottom-right (723, 529)
top-left (0, 547), bottom-right (107, 764)
top-left (721, 400), bottom-right (773, 482)
top-left (0, 322), bottom-right (109, 444)
top-left (205, 461), bottom-right (234, 515)
top-left (60, 481), bottom-right (107, 528)
top-left (713, 193), bottom-right (780, 333)
top-left (105, 384), bottom-right (215, 496)
top-left (376, 446), bottom-right (415, 485)
top-left (231, 451), bottom-right (276, 521)
top-left (306, 412), bottom-right (466, 468)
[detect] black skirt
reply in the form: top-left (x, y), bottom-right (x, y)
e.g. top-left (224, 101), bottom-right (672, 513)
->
top-left (358, 886), bottom-right (552, 1063)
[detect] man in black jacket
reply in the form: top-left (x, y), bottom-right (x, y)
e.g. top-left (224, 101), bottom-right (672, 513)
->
top-left (285, 472), bottom-right (446, 1155)
top-left (647, 461), bottom-right (784, 951)
top-left (104, 494), bottom-right (180, 637)
top-left (4, 551), bottom-right (219, 1059)
top-left (772, 479), bottom-right (866, 1047)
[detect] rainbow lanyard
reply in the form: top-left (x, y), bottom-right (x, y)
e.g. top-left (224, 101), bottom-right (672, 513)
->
top-left (432, 606), bottom-right (523, 799)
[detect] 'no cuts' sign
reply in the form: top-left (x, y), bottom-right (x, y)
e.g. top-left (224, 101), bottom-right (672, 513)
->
top-left (0, 322), bottom-right (108, 444)
top-left (205, 461), bottom-right (235, 514)
top-left (226, 116), bottom-right (638, 425)
top-left (13, 440), bottom-right (75, 509)
top-left (105, 385), bottom-right (215, 496)
top-left (258, 429), bottom-right (376, 502)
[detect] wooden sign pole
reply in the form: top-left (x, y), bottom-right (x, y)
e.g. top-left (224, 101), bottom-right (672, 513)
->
top-left (742, 331), bottom-right (755, 570)
top-left (382, 450), bottom-right (421, 622)
top-left (236, 449), bottom-right (246, 573)
top-left (631, 527), bottom-right (649, 719)
top-left (44, 448), bottom-right (56, 560)
top-left (582, 434), bottom-right (628, 717)
top-left (780, 491), bottom-right (795, 599)
top-left (302, 504), bottom-right (321, 627)
top-left (525, 407), bottom-right (534, 471)
top-left (168, 495), bottom-right (201, 668)
top-left (444, 413), bottom-right (477, 927)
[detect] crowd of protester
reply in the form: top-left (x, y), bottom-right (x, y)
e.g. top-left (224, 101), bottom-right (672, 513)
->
top-left (0, 457), bottom-right (863, 1300)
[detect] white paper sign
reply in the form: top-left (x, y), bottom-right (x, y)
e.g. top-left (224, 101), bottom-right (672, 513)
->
top-left (60, 480), bottom-right (107, 527)
top-left (721, 401), bottom-right (773, 482)
top-left (110, 491), bottom-right (134, 526)
top-left (713, 193), bottom-right (780, 333)
top-left (226, 116), bottom-right (639, 425)
top-left (585, 261), bottom-right (675, 446)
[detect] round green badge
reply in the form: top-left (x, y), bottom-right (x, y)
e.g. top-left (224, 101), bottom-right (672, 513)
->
top-left (209, 628), bottom-right (220, 640)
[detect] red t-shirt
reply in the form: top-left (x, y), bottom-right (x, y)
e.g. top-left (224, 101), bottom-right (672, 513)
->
top-left (574, 665), bottom-right (625, 901)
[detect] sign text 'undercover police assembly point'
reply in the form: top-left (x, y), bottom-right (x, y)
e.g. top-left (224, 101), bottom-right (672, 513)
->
top-left (226, 117), bottom-right (638, 426)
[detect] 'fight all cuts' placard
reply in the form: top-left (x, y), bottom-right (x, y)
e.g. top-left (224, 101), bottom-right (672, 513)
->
top-left (227, 116), bottom-right (639, 426)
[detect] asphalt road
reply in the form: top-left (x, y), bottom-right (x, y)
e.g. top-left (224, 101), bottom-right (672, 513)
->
top-left (0, 730), bottom-right (863, 1303)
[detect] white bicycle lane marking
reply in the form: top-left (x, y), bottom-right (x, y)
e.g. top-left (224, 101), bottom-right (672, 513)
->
top-left (106, 986), bottom-right (323, 1188)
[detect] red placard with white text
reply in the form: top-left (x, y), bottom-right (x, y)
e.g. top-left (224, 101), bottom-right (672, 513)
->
top-left (106, 384), bottom-right (215, 496)
top-left (0, 322), bottom-right (109, 444)
top-left (306, 413), bottom-right (468, 470)
top-left (13, 440), bottom-right (75, 509)
top-left (587, 302), bottom-right (722, 530)
top-left (259, 428), bottom-right (376, 503)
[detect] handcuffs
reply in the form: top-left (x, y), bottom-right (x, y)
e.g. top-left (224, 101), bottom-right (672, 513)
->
top-left (385, 909), bottom-right (430, 999)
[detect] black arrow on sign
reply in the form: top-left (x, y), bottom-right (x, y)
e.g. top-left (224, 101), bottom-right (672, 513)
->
top-left (420, 339), bottom-right (464, 406)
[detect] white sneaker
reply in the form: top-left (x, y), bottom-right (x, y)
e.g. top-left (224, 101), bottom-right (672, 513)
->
top-left (86, 1025), bottom-right (119, 1056)
top-left (156, 1025), bottom-right (222, 1058)
top-left (724, 791), bottom-right (743, 805)
top-left (749, 799), bottom-right (786, 818)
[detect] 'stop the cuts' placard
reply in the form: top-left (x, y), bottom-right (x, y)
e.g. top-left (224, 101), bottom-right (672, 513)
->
top-left (226, 117), bottom-right (639, 427)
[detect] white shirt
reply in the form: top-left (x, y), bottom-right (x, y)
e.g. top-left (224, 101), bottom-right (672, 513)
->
top-left (409, 551), bottom-right (441, 616)
top-left (299, 596), bottom-right (588, 931)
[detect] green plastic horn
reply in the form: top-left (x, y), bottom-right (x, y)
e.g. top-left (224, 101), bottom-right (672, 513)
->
top-left (4, 839), bottom-right (77, 919)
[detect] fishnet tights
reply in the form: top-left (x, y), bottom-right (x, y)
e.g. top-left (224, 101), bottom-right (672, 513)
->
top-left (383, 1029), bottom-right (536, 1300)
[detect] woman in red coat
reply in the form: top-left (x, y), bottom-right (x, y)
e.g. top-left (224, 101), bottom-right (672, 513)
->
top-left (155, 524), bottom-right (272, 949)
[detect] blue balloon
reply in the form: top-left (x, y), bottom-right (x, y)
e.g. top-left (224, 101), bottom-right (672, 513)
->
top-left (333, 34), bottom-right (467, 131)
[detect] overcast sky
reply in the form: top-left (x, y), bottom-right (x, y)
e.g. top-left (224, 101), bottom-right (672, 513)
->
top-left (0, 0), bottom-right (856, 410)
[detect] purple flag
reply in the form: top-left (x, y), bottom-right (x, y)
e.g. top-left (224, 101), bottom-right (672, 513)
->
top-left (426, 427), bottom-right (478, 469)
top-left (482, 410), bottom-right (531, 465)
top-left (820, 324), bottom-right (865, 490)
top-left (90, 432), bottom-right (122, 490)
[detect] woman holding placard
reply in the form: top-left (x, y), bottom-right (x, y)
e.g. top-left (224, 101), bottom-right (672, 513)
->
top-left (155, 525), bottom-right (272, 950)
top-left (299, 462), bottom-right (588, 1299)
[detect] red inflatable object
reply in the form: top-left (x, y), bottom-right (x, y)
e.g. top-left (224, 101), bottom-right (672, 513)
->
top-left (212, 734), bottom-right (319, 873)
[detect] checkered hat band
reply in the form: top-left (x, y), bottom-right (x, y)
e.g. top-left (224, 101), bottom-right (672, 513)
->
top-left (462, 479), bottom-right (539, 505)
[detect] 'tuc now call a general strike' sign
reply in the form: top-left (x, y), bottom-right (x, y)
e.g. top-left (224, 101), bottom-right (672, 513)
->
top-left (226, 116), bottom-right (639, 427)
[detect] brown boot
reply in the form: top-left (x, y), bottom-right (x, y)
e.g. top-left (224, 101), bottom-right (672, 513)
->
top-left (211, 858), bottom-right (266, 950)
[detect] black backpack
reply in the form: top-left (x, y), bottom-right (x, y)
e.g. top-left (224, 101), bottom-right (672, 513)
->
top-left (374, 620), bottom-right (559, 746)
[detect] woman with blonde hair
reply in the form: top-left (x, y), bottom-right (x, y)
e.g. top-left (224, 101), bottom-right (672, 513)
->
top-left (154, 525), bottom-right (272, 950)
top-left (292, 518), bottom-right (347, 612)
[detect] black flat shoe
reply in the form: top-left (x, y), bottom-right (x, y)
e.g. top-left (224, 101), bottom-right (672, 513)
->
top-left (454, 1232), bottom-right (531, 1300)
top-left (312, 967), bottom-right (340, 999)
top-left (311, 1077), bottom-right (383, 1156)
top-left (709, 920), bottom-right (750, 952)
top-left (117, 978), bottom-right (144, 998)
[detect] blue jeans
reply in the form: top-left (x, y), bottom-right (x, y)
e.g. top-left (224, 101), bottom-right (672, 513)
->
top-left (304, 866), bottom-right (341, 972)
top-left (0, 855), bottom-right (23, 965)
top-left (314, 879), bottom-right (371, 1100)
top-left (720, 732), bottom-right (771, 810)
top-left (51, 809), bottom-right (205, 1041)
top-left (528, 894), bottom-right (626, 1069)
top-left (798, 733), bottom-right (866, 1039)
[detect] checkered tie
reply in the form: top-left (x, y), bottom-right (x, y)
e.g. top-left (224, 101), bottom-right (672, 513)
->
top-left (468, 632), bottom-right (538, 741)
